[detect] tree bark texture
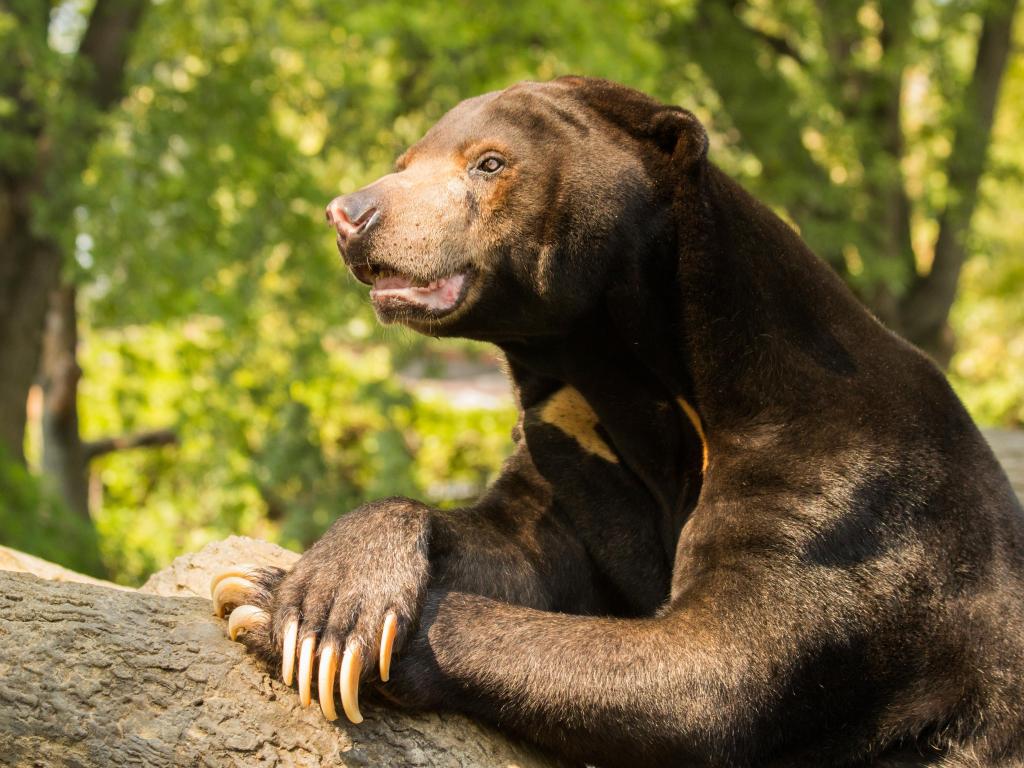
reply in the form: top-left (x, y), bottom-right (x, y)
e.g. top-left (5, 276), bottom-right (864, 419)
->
top-left (0, 536), bottom-right (563, 768)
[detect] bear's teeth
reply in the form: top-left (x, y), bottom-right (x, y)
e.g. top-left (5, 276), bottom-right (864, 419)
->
top-left (373, 275), bottom-right (416, 291)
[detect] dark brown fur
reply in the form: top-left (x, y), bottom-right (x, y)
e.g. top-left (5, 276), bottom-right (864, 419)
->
top-left (235, 78), bottom-right (1024, 767)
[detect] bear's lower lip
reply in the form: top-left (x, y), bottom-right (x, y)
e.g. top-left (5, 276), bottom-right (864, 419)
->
top-left (369, 273), bottom-right (467, 312)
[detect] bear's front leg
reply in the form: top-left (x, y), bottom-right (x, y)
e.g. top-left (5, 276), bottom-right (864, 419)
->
top-left (210, 497), bottom-right (431, 723)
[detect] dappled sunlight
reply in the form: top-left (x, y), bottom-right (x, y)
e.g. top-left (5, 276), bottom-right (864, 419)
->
top-left (1, 0), bottom-right (1021, 584)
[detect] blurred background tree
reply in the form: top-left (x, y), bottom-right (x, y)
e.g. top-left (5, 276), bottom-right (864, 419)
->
top-left (1, 0), bottom-right (1021, 583)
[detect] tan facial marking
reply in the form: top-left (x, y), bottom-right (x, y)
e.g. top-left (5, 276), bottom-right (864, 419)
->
top-left (539, 387), bottom-right (618, 463)
top-left (676, 397), bottom-right (708, 473)
top-left (445, 177), bottom-right (468, 196)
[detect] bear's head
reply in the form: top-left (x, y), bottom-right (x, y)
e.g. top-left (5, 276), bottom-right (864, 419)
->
top-left (327, 77), bottom-right (708, 341)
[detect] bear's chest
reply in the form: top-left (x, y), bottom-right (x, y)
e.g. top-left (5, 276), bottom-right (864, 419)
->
top-left (519, 383), bottom-right (704, 614)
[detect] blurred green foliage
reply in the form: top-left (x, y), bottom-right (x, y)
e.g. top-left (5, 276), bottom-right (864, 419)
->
top-left (78, 323), bottom-right (514, 583)
top-left (949, 30), bottom-right (1024, 425)
top-left (54, 0), bottom-right (679, 584)
top-left (0, 444), bottom-right (105, 574)
top-left (2, 0), bottom-right (1022, 583)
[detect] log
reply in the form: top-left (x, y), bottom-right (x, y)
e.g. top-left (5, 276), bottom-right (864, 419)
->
top-left (3, 431), bottom-right (1017, 766)
top-left (0, 537), bottom-right (561, 768)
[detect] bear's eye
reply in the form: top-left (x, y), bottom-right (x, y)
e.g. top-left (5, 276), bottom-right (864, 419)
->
top-left (474, 154), bottom-right (505, 175)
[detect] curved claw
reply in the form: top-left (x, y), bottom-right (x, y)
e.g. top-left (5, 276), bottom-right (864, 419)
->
top-left (227, 604), bottom-right (269, 641)
top-left (212, 576), bottom-right (258, 618)
top-left (318, 644), bottom-right (340, 721)
top-left (340, 643), bottom-right (364, 724)
top-left (209, 565), bottom-right (260, 599)
top-left (379, 612), bottom-right (398, 683)
top-left (281, 619), bottom-right (299, 687)
top-left (298, 635), bottom-right (316, 708)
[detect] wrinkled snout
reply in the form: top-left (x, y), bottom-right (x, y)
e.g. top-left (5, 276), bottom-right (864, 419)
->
top-left (326, 191), bottom-right (380, 245)
top-left (325, 160), bottom-right (474, 294)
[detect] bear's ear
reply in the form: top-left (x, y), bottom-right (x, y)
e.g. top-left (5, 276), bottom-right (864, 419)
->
top-left (650, 108), bottom-right (708, 173)
top-left (556, 78), bottom-right (708, 173)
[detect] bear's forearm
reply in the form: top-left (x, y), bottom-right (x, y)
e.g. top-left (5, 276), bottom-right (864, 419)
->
top-left (400, 589), bottom-right (743, 767)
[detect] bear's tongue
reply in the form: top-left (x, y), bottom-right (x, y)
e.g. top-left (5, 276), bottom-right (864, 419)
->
top-left (370, 273), bottom-right (465, 311)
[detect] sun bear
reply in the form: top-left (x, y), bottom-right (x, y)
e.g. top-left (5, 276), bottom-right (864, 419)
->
top-left (211, 77), bottom-right (1024, 767)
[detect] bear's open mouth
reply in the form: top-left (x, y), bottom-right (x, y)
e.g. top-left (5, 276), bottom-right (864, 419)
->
top-left (368, 272), bottom-right (468, 313)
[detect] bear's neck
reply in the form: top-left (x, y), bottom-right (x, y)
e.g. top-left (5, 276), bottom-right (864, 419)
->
top-left (671, 164), bottom-right (885, 431)
top-left (498, 243), bottom-right (705, 530)
top-left (497, 162), bottom-right (885, 483)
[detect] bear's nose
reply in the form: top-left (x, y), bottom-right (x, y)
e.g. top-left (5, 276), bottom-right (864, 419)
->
top-left (326, 193), bottom-right (380, 241)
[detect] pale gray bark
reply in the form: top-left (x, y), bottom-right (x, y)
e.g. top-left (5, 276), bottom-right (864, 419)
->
top-left (0, 536), bottom-right (562, 768)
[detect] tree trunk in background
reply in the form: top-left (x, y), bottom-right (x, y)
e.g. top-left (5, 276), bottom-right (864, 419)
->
top-left (897, 0), bottom-right (1020, 364)
top-left (0, 0), bottom-right (147, 468)
top-left (0, 537), bottom-right (564, 768)
top-left (40, 284), bottom-right (89, 520)
top-left (685, 0), bottom-right (851, 275)
top-left (37, 282), bottom-right (175, 555)
top-left (680, 0), bottom-right (1019, 367)
top-left (0, 188), bottom-right (61, 464)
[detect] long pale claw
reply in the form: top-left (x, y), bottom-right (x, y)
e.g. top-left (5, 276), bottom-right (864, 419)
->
top-left (282, 619), bottom-right (299, 687)
top-left (379, 612), bottom-right (398, 682)
top-left (212, 576), bottom-right (258, 618)
top-left (227, 604), bottom-right (269, 641)
top-left (318, 644), bottom-right (340, 721)
top-left (340, 643), bottom-right (364, 724)
top-left (209, 565), bottom-right (259, 598)
top-left (298, 635), bottom-right (316, 708)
